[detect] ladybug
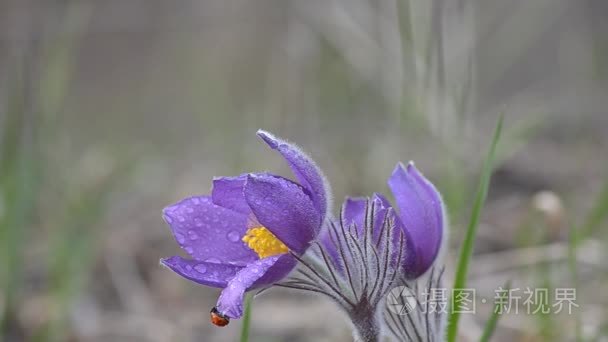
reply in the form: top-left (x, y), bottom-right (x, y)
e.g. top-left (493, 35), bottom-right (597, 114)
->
top-left (210, 307), bottom-right (230, 327)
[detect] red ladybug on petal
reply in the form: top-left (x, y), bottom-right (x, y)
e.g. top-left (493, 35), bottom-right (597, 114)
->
top-left (210, 307), bottom-right (230, 327)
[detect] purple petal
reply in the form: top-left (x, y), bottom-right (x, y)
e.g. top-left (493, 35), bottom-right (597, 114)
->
top-left (216, 254), bottom-right (295, 318)
top-left (341, 197), bottom-right (366, 230)
top-left (257, 130), bottom-right (330, 221)
top-left (372, 192), bottom-right (391, 208)
top-left (163, 196), bottom-right (258, 265)
top-left (317, 222), bottom-right (343, 272)
top-left (341, 194), bottom-right (392, 241)
top-left (161, 256), bottom-right (244, 288)
top-left (211, 175), bottom-right (250, 214)
top-left (320, 195), bottom-right (394, 272)
top-left (244, 174), bottom-right (320, 254)
top-left (388, 162), bottom-right (445, 277)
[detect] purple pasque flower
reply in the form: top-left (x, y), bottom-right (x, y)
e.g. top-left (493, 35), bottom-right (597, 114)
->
top-left (161, 130), bottom-right (330, 324)
top-left (283, 161), bottom-right (445, 342)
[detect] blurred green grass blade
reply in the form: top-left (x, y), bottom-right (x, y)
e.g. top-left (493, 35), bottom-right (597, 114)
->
top-left (579, 177), bottom-right (608, 240)
top-left (567, 173), bottom-right (608, 342)
top-left (447, 114), bottom-right (504, 342)
top-left (0, 61), bottom-right (42, 336)
top-left (567, 223), bottom-right (582, 342)
top-left (39, 2), bottom-right (92, 124)
top-left (38, 159), bottom-right (133, 342)
top-left (479, 280), bottom-right (511, 342)
top-left (240, 293), bottom-right (254, 342)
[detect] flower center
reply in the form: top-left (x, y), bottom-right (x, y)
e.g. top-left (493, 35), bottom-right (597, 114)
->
top-left (242, 226), bottom-right (288, 258)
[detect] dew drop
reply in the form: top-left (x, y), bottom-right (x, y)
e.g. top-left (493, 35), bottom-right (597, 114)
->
top-left (175, 233), bottom-right (186, 244)
top-left (227, 230), bottom-right (240, 242)
top-left (194, 264), bottom-right (207, 274)
top-left (185, 247), bottom-right (194, 254)
top-left (192, 197), bottom-right (200, 205)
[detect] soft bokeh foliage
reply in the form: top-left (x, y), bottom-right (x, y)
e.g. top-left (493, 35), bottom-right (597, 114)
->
top-left (0, 0), bottom-right (607, 341)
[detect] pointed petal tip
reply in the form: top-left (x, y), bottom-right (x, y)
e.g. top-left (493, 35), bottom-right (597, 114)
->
top-left (391, 161), bottom-right (420, 177)
top-left (344, 195), bottom-right (366, 203)
top-left (159, 257), bottom-right (177, 270)
top-left (256, 130), bottom-right (279, 148)
top-left (406, 161), bottom-right (422, 175)
top-left (161, 207), bottom-right (175, 224)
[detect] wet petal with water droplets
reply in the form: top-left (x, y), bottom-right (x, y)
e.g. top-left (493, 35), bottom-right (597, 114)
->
top-left (161, 256), bottom-right (244, 288)
top-left (244, 174), bottom-right (320, 254)
top-left (163, 196), bottom-right (258, 265)
top-left (257, 130), bottom-right (331, 221)
top-left (216, 254), bottom-right (295, 318)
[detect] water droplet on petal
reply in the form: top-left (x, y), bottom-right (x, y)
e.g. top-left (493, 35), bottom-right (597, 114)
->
top-left (227, 231), bottom-right (240, 242)
top-left (194, 264), bottom-right (207, 274)
top-left (188, 230), bottom-right (198, 240)
top-left (185, 247), bottom-right (194, 254)
top-left (192, 197), bottom-right (200, 205)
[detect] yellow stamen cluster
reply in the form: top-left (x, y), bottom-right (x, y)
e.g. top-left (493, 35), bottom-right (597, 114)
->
top-left (242, 226), bottom-right (288, 258)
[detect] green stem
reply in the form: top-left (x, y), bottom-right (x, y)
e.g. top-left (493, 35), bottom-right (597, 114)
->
top-left (447, 114), bottom-right (504, 342)
top-left (239, 293), bottom-right (254, 342)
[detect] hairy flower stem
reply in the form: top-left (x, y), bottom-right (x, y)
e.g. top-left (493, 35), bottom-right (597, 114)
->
top-left (350, 299), bottom-right (381, 342)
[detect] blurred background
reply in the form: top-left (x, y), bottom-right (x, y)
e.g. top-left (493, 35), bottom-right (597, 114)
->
top-left (1, 0), bottom-right (607, 341)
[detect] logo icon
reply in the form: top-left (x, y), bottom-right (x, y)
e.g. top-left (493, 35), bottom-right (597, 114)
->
top-left (386, 286), bottom-right (418, 315)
